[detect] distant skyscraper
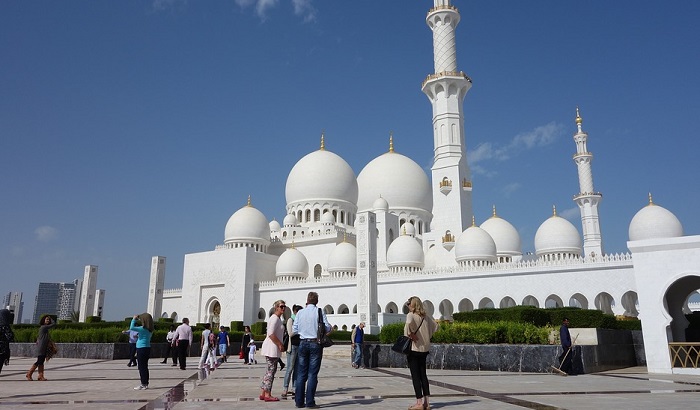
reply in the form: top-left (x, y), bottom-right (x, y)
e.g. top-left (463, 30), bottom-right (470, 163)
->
top-left (2, 291), bottom-right (24, 324)
top-left (33, 283), bottom-right (61, 323)
top-left (79, 265), bottom-right (98, 322)
top-left (93, 289), bottom-right (105, 318)
top-left (147, 256), bottom-right (166, 318)
top-left (57, 279), bottom-right (82, 321)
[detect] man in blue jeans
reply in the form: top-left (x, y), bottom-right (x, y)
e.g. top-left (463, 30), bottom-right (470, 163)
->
top-left (293, 292), bottom-right (332, 409)
top-left (351, 322), bottom-right (365, 368)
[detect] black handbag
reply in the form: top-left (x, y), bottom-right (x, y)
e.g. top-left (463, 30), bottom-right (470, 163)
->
top-left (391, 317), bottom-right (424, 354)
top-left (391, 335), bottom-right (412, 354)
top-left (318, 308), bottom-right (333, 348)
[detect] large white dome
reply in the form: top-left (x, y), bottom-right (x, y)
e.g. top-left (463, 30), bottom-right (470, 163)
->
top-left (455, 225), bottom-right (497, 263)
top-left (285, 148), bottom-right (358, 206)
top-left (276, 248), bottom-right (309, 278)
top-left (629, 199), bottom-right (683, 241)
top-left (357, 151), bottom-right (432, 214)
top-left (534, 213), bottom-right (582, 257)
top-left (327, 242), bottom-right (357, 273)
top-left (480, 211), bottom-right (522, 258)
top-left (224, 201), bottom-right (271, 246)
top-left (386, 234), bottom-right (424, 269)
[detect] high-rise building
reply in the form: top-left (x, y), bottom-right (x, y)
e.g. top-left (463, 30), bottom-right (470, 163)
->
top-left (79, 265), bottom-right (98, 322)
top-left (93, 289), bottom-right (105, 318)
top-left (2, 291), bottom-right (24, 324)
top-left (57, 279), bottom-right (82, 321)
top-left (32, 283), bottom-right (61, 324)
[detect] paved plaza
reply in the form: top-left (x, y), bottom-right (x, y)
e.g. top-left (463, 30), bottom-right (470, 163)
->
top-left (1, 346), bottom-right (699, 409)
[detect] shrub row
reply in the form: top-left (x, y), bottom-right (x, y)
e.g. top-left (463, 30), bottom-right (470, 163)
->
top-left (453, 306), bottom-right (641, 330)
top-left (378, 321), bottom-right (550, 345)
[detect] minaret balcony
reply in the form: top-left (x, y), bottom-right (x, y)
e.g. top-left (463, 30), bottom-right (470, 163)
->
top-left (573, 192), bottom-right (603, 200)
top-left (442, 232), bottom-right (455, 251)
top-left (439, 178), bottom-right (452, 195)
top-left (462, 178), bottom-right (472, 191)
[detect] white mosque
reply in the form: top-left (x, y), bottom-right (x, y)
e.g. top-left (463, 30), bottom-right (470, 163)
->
top-left (146, 0), bottom-right (700, 375)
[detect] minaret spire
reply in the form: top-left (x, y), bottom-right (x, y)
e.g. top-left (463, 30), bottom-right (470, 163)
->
top-left (572, 107), bottom-right (603, 258)
top-left (389, 132), bottom-right (394, 153)
top-left (320, 131), bottom-right (325, 151)
top-left (423, 0), bottom-right (473, 256)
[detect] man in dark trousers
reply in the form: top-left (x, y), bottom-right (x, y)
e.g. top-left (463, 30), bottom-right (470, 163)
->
top-left (559, 318), bottom-right (573, 374)
top-left (174, 318), bottom-right (193, 370)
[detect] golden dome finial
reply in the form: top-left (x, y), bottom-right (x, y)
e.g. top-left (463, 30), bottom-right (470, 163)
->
top-left (492, 205), bottom-right (497, 217)
top-left (648, 192), bottom-right (654, 205)
top-left (575, 106), bottom-right (583, 125)
top-left (247, 195), bottom-right (252, 207)
top-left (320, 131), bottom-right (325, 151)
top-left (472, 215), bottom-right (476, 227)
top-left (343, 232), bottom-right (347, 243)
top-left (389, 132), bottom-right (394, 153)
top-left (402, 224), bottom-right (407, 235)
top-left (552, 205), bottom-right (557, 216)
top-left (291, 239), bottom-right (295, 249)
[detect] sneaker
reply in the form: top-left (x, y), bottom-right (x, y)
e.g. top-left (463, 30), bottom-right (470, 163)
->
top-left (133, 385), bottom-right (148, 390)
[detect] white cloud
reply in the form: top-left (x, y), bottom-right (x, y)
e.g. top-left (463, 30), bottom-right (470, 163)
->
top-left (35, 226), bottom-right (58, 242)
top-left (468, 121), bottom-right (564, 169)
top-left (236, 0), bottom-right (315, 21)
top-left (500, 182), bottom-right (522, 197)
top-left (292, 0), bottom-right (316, 22)
top-left (559, 206), bottom-right (580, 221)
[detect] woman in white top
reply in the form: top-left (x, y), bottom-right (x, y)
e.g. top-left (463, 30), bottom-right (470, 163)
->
top-left (259, 300), bottom-right (286, 402)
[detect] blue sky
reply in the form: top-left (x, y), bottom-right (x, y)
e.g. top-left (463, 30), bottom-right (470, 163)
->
top-left (2, 0), bottom-right (699, 322)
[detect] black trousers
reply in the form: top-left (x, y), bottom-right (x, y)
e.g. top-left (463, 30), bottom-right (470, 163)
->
top-left (407, 351), bottom-right (430, 399)
top-left (178, 340), bottom-right (189, 370)
top-left (128, 342), bottom-right (137, 366)
top-left (136, 347), bottom-right (150, 386)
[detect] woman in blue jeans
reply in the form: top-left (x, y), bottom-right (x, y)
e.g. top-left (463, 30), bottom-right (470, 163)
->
top-left (282, 305), bottom-right (302, 396)
top-left (130, 313), bottom-right (153, 390)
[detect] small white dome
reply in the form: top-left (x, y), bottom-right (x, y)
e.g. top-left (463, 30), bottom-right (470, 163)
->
top-left (480, 213), bottom-right (522, 257)
top-left (224, 202), bottom-right (271, 246)
top-left (276, 248), bottom-right (309, 278)
top-left (357, 151), bottom-right (432, 214)
top-left (629, 200), bottom-right (683, 241)
top-left (386, 233), bottom-right (424, 269)
top-left (534, 213), bottom-right (582, 257)
top-left (285, 148), bottom-right (358, 207)
top-left (373, 196), bottom-right (389, 211)
top-left (283, 213), bottom-right (298, 227)
top-left (455, 225), bottom-right (497, 263)
top-left (327, 242), bottom-right (357, 273)
top-left (401, 222), bottom-right (416, 237)
top-left (269, 219), bottom-right (281, 232)
top-left (320, 212), bottom-right (336, 225)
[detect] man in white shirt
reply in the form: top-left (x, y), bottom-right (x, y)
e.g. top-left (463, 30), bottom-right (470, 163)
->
top-left (174, 318), bottom-right (193, 370)
top-left (292, 292), bottom-right (331, 409)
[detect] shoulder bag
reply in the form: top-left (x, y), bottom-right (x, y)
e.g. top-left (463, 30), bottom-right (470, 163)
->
top-left (317, 308), bottom-right (333, 348)
top-left (391, 316), bottom-right (424, 354)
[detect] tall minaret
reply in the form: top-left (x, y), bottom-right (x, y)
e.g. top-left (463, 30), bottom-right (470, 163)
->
top-left (572, 108), bottom-right (604, 258)
top-left (422, 0), bottom-right (473, 251)
top-left (147, 256), bottom-right (166, 318)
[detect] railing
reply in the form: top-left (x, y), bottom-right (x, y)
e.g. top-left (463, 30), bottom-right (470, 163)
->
top-left (669, 343), bottom-right (700, 368)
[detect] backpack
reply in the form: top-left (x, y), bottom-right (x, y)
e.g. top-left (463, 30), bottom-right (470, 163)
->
top-left (208, 331), bottom-right (216, 346)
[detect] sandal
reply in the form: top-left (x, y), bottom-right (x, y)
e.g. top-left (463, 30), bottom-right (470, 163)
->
top-left (264, 396), bottom-right (280, 402)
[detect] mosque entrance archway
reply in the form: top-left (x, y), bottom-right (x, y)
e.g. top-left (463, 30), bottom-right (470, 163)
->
top-left (338, 304), bottom-right (349, 314)
top-left (621, 291), bottom-right (639, 317)
top-left (258, 308), bottom-right (266, 320)
top-left (385, 302), bottom-right (399, 314)
top-left (545, 294), bottom-right (564, 308)
top-left (205, 299), bottom-right (221, 328)
top-left (478, 298), bottom-right (494, 309)
top-left (438, 299), bottom-right (454, 320)
top-left (522, 295), bottom-right (539, 307)
top-left (458, 298), bottom-right (473, 312)
top-left (569, 293), bottom-right (588, 309)
top-left (499, 296), bottom-right (516, 309)
top-left (664, 275), bottom-right (700, 343)
top-left (423, 300), bottom-right (435, 317)
top-left (594, 292), bottom-right (615, 315)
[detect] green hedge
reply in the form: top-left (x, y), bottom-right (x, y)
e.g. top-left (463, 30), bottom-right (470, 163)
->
top-left (453, 306), bottom-right (640, 330)
top-left (379, 321), bottom-right (550, 345)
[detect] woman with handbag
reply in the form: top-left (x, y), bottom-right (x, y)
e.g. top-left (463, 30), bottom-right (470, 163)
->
top-left (258, 300), bottom-right (286, 402)
top-left (404, 296), bottom-right (438, 410)
top-left (26, 314), bottom-right (56, 381)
